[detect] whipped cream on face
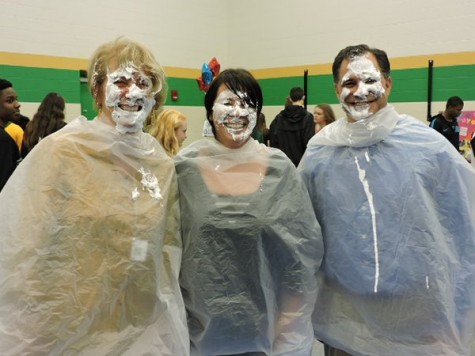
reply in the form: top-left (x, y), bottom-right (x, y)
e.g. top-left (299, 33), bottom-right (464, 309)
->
top-left (340, 55), bottom-right (386, 121)
top-left (105, 64), bottom-right (157, 134)
top-left (212, 89), bottom-right (257, 143)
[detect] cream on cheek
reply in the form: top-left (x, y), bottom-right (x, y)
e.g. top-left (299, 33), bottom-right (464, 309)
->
top-left (212, 90), bottom-right (257, 143)
top-left (105, 66), bottom-right (156, 134)
top-left (339, 56), bottom-right (386, 121)
top-left (105, 82), bottom-right (122, 108)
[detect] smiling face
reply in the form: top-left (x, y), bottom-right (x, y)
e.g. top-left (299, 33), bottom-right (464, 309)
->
top-left (211, 84), bottom-right (257, 149)
top-left (101, 63), bottom-right (157, 133)
top-left (335, 53), bottom-right (392, 122)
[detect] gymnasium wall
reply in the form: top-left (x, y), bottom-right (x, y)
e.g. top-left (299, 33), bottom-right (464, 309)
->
top-left (1, 0), bottom-right (474, 145)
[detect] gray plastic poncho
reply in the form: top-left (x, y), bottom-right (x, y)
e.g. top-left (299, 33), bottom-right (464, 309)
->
top-left (0, 117), bottom-right (189, 355)
top-left (299, 105), bottom-right (475, 356)
top-left (175, 138), bottom-right (323, 356)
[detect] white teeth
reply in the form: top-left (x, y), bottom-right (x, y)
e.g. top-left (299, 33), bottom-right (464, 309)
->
top-left (225, 123), bottom-right (245, 129)
top-left (120, 104), bottom-right (140, 112)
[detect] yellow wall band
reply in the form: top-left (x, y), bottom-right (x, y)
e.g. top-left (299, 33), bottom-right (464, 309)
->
top-left (0, 52), bottom-right (88, 71)
top-left (1, 50), bottom-right (474, 79)
top-left (0, 52), bottom-right (201, 79)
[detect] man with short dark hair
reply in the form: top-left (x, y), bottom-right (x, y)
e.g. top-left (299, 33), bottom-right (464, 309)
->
top-left (430, 96), bottom-right (464, 151)
top-left (299, 44), bottom-right (475, 356)
top-left (269, 86), bottom-right (314, 166)
top-left (0, 79), bottom-right (21, 191)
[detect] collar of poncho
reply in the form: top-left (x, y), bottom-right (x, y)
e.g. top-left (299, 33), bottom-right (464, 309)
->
top-left (308, 105), bottom-right (399, 147)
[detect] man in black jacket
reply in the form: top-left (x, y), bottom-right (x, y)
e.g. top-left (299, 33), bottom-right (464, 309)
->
top-left (429, 96), bottom-right (464, 151)
top-left (269, 87), bottom-right (315, 166)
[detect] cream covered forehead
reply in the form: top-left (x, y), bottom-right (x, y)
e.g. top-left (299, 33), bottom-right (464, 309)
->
top-left (107, 62), bottom-right (162, 93)
top-left (214, 88), bottom-right (257, 109)
top-left (214, 88), bottom-right (254, 105)
top-left (341, 55), bottom-right (382, 82)
top-left (212, 89), bottom-right (257, 120)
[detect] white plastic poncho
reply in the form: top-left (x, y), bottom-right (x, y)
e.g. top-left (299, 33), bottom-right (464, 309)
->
top-left (175, 138), bottom-right (323, 356)
top-left (0, 117), bottom-right (189, 355)
top-left (299, 105), bottom-right (475, 356)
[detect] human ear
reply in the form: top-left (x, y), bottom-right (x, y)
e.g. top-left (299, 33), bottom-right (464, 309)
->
top-left (384, 77), bottom-right (393, 97)
top-left (334, 82), bottom-right (341, 99)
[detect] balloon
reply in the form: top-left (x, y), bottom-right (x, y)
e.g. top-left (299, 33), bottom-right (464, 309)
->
top-left (196, 57), bottom-right (220, 92)
top-left (208, 57), bottom-right (220, 77)
top-left (196, 77), bottom-right (209, 92)
top-left (201, 63), bottom-right (213, 85)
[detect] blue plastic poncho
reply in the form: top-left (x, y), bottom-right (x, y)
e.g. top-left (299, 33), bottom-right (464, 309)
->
top-left (0, 117), bottom-right (189, 355)
top-left (175, 138), bottom-right (323, 356)
top-left (299, 105), bottom-right (475, 356)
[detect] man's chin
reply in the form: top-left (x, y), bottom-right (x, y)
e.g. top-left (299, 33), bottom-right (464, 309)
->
top-left (11, 112), bottom-right (21, 121)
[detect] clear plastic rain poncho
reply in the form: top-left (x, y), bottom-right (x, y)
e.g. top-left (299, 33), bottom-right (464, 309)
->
top-left (175, 138), bottom-right (323, 355)
top-left (0, 117), bottom-right (189, 355)
top-left (299, 105), bottom-right (475, 356)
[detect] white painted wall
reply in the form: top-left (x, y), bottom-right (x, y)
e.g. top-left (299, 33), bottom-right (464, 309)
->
top-left (2, 0), bottom-right (475, 143)
top-left (4, 0), bottom-right (474, 69)
top-left (227, 0), bottom-right (475, 68)
top-left (0, 0), bottom-right (229, 68)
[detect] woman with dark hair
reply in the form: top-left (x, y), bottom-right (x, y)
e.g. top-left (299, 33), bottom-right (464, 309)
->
top-left (22, 92), bottom-right (66, 156)
top-left (175, 68), bottom-right (323, 355)
top-left (251, 112), bottom-right (269, 145)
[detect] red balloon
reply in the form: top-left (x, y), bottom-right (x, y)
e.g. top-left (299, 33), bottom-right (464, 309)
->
top-left (208, 57), bottom-right (221, 77)
top-left (196, 77), bottom-right (209, 92)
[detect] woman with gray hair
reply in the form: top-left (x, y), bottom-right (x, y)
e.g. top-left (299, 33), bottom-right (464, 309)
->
top-left (0, 37), bottom-right (188, 355)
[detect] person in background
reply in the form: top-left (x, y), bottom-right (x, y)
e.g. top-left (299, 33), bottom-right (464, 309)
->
top-left (471, 131), bottom-right (475, 169)
top-left (147, 108), bottom-right (187, 156)
top-left (299, 44), bottom-right (475, 356)
top-left (13, 113), bottom-right (30, 130)
top-left (5, 114), bottom-right (30, 154)
top-left (284, 96), bottom-right (293, 108)
top-left (269, 87), bottom-right (315, 166)
top-left (4, 120), bottom-right (24, 151)
top-left (175, 68), bottom-right (323, 355)
top-left (313, 103), bottom-right (336, 133)
top-left (0, 79), bottom-right (21, 192)
top-left (429, 96), bottom-right (464, 151)
top-left (22, 92), bottom-right (67, 157)
top-left (251, 112), bottom-right (269, 144)
top-left (0, 37), bottom-right (189, 355)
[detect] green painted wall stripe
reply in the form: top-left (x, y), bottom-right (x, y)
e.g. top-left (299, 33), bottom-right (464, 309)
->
top-left (2, 64), bottom-right (474, 109)
top-left (166, 77), bottom-right (205, 106)
top-left (0, 65), bottom-right (80, 103)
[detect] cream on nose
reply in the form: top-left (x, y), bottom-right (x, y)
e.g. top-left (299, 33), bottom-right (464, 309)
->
top-left (353, 83), bottom-right (370, 99)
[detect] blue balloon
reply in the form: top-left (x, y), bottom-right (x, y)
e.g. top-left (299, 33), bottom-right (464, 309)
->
top-left (201, 63), bottom-right (213, 85)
